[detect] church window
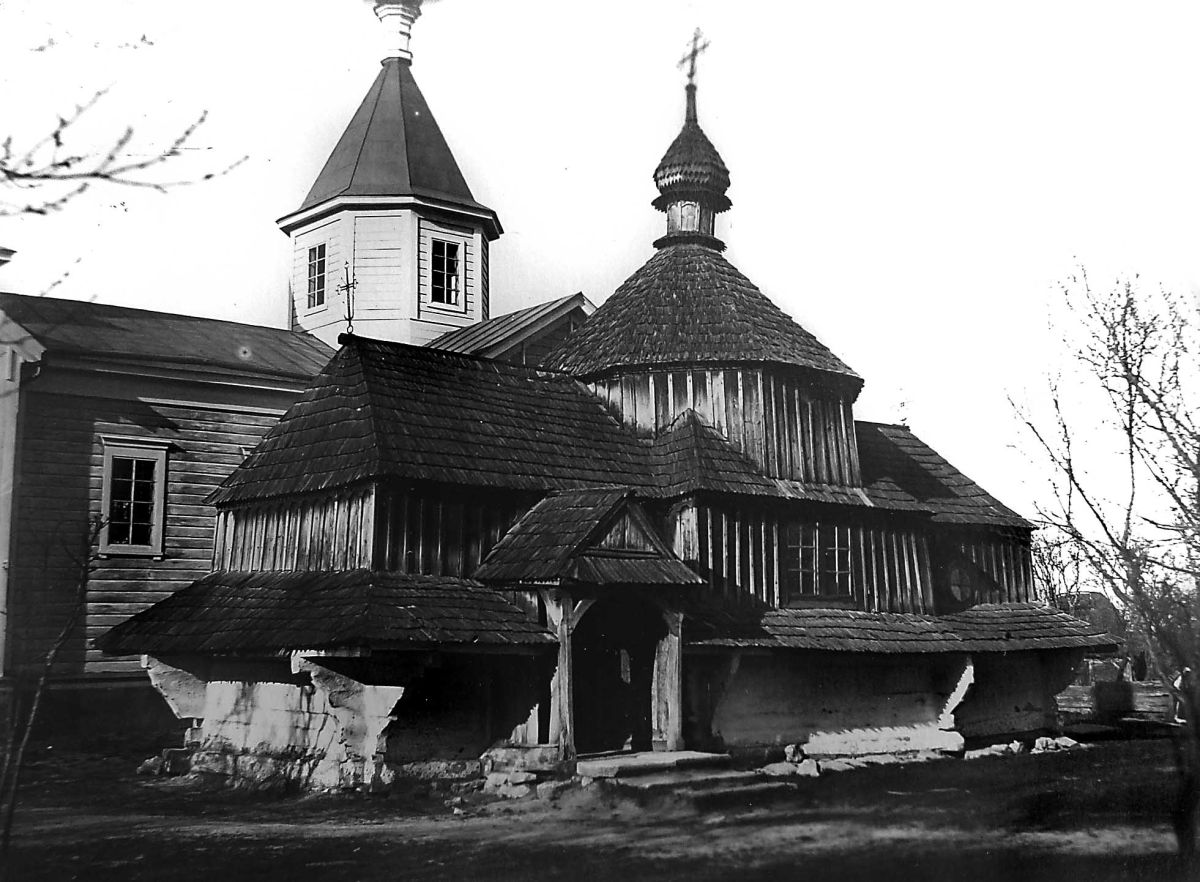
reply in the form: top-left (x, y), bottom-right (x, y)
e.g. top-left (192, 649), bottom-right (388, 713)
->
top-left (307, 243), bottom-right (326, 309)
top-left (431, 239), bottom-right (461, 305)
top-left (782, 522), bottom-right (852, 602)
top-left (99, 437), bottom-right (170, 556)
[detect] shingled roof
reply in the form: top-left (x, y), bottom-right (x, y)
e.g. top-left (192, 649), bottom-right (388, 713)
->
top-left (857, 422), bottom-right (1032, 529)
top-left (544, 244), bottom-right (860, 383)
top-left (0, 292), bottom-right (331, 381)
top-left (209, 337), bottom-right (651, 505)
top-left (96, 570), bottom-right (554, 656)
top-left (283, 58), bottom-right (499, 237)
top-left (474, 488), bottom-right (702, 586)
top-left (685, 601), bottom-right (1117, 654)
top-left (650, 410), bottom-right (779, 497)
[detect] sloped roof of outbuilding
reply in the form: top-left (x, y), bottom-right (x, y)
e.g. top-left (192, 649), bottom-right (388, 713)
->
top-left (684, 601), bottom-right (1117, 654)
top-left (0, 292), bottom-right (331, 381)
top-left (428, 292), bottom-right (594, 358)
top-left (285, 58), bottom-right (498, 234)
top-left (544, 244), bottom-right (860, 384)
top-left (96, 570), bottom-right (554, 656)
top-left (208, 336), bottom-right (652, 505)
top-left (857, 422), bottom-right (1032, 529)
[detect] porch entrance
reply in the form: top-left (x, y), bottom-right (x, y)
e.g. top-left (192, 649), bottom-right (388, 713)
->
top-left (571, 596), bottom-right (668, 754)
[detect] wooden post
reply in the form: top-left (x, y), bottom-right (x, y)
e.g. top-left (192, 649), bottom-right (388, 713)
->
top-left (542, 592), bottom-right (576, 760)
top-left (661, 611), bottom-right (684, 751)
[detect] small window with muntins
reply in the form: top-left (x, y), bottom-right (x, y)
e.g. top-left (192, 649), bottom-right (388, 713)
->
top-left (783, 521), bottom-right (852, 603)
top-left (431, 239), bottom-right (461, 306)
top-left (99, 437), bottom-right (170, 556)
top-left (307, 243), bottom-right (326, 309)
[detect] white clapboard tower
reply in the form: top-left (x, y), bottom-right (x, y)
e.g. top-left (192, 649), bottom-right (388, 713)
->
top-left (277, 0), bottom-right (502, 347)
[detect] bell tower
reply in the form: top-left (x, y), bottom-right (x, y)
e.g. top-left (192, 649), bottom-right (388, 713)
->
top-left (278, 0), bottom-right (502, 348)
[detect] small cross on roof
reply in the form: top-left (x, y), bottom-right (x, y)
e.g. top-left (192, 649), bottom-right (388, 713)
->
top-left (678, 27), bottom-right (710, 85)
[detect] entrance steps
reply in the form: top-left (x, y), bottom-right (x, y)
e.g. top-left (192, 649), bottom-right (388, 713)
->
top-left (573, 751), bottom-right (802, 809)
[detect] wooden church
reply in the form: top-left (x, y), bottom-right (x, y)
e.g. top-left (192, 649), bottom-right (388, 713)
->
top-left (100, 2), bottom-right (1113, 787)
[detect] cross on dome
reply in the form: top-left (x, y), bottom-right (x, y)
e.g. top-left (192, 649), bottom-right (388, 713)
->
top-left (678, 28), bottom-right (710, 86)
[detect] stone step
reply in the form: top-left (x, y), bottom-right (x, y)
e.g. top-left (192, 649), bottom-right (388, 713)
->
top-left (575, 750), bottom-right (731, 779)
top-left (607, 767), bottom-right (764, 794)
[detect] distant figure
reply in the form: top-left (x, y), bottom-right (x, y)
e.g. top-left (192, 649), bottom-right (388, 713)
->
top-left (1175, 668), bottom-right (1193, 724)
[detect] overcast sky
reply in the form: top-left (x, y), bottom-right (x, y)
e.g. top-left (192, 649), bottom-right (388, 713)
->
top-left (2, 0), bottom-right (1199, 520)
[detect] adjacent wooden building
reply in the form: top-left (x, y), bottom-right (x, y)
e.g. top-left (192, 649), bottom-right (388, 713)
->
top-left (0, 292), bottom-right (330, 718)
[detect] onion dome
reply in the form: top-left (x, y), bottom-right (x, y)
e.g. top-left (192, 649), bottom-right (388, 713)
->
top-left (651, 83), bottom-right (731, 250)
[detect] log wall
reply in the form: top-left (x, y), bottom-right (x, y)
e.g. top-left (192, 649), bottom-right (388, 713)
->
top-left (589, 367), bottom-right (860, 486)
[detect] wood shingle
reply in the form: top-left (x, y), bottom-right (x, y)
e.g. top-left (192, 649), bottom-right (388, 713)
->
top-left (96, 570), bottom-right (554, 656)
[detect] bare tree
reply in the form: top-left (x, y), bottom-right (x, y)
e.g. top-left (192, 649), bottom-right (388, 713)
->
top-left (0, 518), bottom-right (103, 880)
top-left (0, 87), bottom-right (244, 217)
top-left (1019, 268), bottom-right (1200, 860)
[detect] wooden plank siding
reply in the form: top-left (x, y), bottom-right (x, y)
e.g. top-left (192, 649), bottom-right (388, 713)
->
top-left (588, 367), bottom-right (861, 486)
top-left (958, 531), bottom-right (1036, 603)
top-left (8, 390), bottom-right (284, 677)
top-left (371, 486), bottom-right (533, 578)
top-left (667, 502), bottom-right (1036, 613)
top-left (669, 501), bottom-right (933, 613)
top-left (213, 486), bottom-right (376, 573)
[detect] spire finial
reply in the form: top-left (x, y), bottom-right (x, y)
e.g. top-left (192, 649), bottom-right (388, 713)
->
top-left (678, 27), bottom-right (710, 86)
top-left (371, 1), bottom-right (423, 63)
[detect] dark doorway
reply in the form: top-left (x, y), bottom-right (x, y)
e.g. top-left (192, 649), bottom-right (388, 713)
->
top-left (572, 596), bottom-right (668, 754)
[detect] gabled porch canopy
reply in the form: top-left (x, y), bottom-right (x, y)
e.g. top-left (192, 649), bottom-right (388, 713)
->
top-left (472, 487), bottom-right (702, 589)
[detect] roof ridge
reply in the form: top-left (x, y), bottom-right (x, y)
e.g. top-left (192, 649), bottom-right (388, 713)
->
top-left (345, 61), bottom-right (389, 206)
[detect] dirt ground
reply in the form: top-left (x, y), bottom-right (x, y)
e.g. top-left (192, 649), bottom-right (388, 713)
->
top-left (0, 737), bottom-right (1188, 881)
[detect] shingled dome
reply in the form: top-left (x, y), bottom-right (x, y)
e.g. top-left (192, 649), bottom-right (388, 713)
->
top-left (652, 83), bottom-right (731, 213)
top-left (544, 243), bottom-right (860, 383)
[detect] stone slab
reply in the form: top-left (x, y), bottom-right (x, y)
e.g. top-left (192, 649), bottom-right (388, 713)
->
top-left (574, 750), bottom-right (730, 779)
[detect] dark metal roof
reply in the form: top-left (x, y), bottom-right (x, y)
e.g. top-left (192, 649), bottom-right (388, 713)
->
top-left (474, 488), bottom-right (702, 586)
top-left (428, 292), bottom-right (594, 357)
top-left (0, 292), bottom-right (332, 381)
top-left (209, 337), bottom-right (652, 505)
top-left (95, 570), bottom-right (554, 656)
top-left (685, 601), bottom-right (1118, 654)
top-left (544, 244), bottom-right (860, 383)
top-left (857, 422), bottom-right (1032, 529)
top-left (291, 58), bottom-right (497, 231)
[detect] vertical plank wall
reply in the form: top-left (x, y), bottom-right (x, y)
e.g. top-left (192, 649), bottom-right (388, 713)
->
top-left (589, 367), bottom-right (861, 486)
top-left (670, 503), bottom-right (1036, 613)
top-left (215, 486), bottom-right (533, 581)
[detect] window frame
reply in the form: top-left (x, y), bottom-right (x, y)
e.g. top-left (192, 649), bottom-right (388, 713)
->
top-left (99, 436), bottom-right (170, 557)
top-left (306, 242), bottom-right (327, 310)
top-left (430, 238), bottom-right (463, 308)
top-left (782, 520), bottom-right (854, 606)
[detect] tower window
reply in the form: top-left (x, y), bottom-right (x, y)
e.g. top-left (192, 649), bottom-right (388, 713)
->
top-left (307, 243), bottom-right (326, 309)
top-left (431, 239), bottom-right (460, 305)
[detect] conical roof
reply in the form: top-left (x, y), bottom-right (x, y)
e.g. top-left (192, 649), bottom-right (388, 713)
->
top-left (285, 58), bottom-right (499, 234)
top-left (652, 84), bottom-right (730, 212)
top-left (544, 244), bottom-right (860, 384)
